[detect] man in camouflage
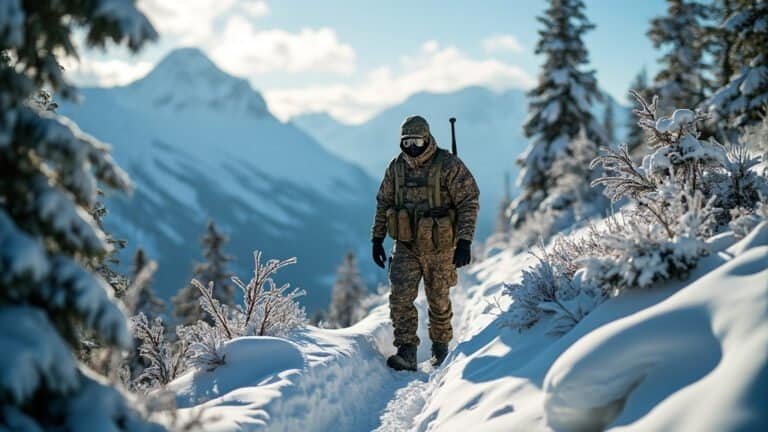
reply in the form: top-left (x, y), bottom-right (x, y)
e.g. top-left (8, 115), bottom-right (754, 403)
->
top-left (371, 115), bottom-right (479, 371)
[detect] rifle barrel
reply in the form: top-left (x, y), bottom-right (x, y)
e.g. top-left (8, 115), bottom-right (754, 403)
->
top-left (449, 117), bottom-right (457, 156)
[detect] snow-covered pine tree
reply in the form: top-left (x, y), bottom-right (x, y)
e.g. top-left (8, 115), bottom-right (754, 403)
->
top-left (509, 0), bottom-right (605, 231)
top-left (707, 0), bottom-right (768, 128)
top-left (172, 282), bottom-right (201, 327)
top-left (603, 100), bottom-right (616, 146)
top-left (626, 69), bottom-right (652, 155)
top-left (648, 0), bottom-right (710, 114)
top-left (328, 252), bottom-right (368, 328)
top-left (0, 1), bottom-right (160, 430)
top-left (172, 220), bottom-right (234, 326)
top-left (546, 128), bottom-right (603, 221)
top-left (494, 171), bottom-right (513, 235)
top-left (195, 220), bottom-right (235, 306)
top-left (131, 248), bottom-right (164, 318)
top-left (706, 0), bottom-right (738, 90)
top-left (89, 198), bottom-right (130, 299)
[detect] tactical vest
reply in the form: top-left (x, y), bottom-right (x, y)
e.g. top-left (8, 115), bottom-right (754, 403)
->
top-left (386, 150), bottom-right (456, 250)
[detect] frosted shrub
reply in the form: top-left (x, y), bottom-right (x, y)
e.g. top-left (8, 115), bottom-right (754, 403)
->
top-left (129, 314), bottom-right (188, 390)
top-left (594, 92), bottom-right (766, 221)
top-left (581, 210), bottom-right (710, 293)
top-left (173, 251), bottom-right (307, 371)
top-left (743, 109), bottom-right (768, 158)
top-left (587, 93), bottom-right (726, 290)
top-left (230, 251), bottom-right (307, 337)
top-left (502, 246), bottom-right (604, 335)
top-left (176, 320), bottom-right (225, 371)
top-left (501, 92), bottom-right (767, 335)
top-left (729, 198), bottom-right (768, 238)
top-left (129, 251), bottom-right (306, 382)
top-left (705, 140), bottom-right (768, 225)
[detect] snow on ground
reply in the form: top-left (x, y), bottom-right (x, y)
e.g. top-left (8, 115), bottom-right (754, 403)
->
top-left (169, 223), bottom-right (768, 431)
top-left (171, 292), bottom-right (443, 432)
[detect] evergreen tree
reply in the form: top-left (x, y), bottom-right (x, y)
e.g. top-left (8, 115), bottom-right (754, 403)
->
top-left (626, 68), bottom-right (652, 155)
top-left (0, 1), bottom-right (160, 430)
top-left (707, 0), bottom-right (768, 128)
top-left (648, 0), bottom-right (710, 114)
top-left (173, 220), bottom-right (234, 326)
top-left (131, 248), bottom-right (164, 318)
top-left (510, 0), bottom-right (605, 229)
top-left (89, 199), bottom-right (130, 298)
top-left (495, 172), bottom-right (513, 235)
top-left (603, 100), bottom-right (616, 146)
top-left (328, 252), bottom-right (368, 328)
top-left (195, 221), bottom-right (235, 305)
top-left (172, 281), bottom-right (201, 327)
top-left (706, 0), bottom-right (738, 90)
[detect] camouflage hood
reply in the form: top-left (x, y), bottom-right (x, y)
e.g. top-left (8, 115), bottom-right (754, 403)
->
top-left (400, 115), bottom-right (437, 167)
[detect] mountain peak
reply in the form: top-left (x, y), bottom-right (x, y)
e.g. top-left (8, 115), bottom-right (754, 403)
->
top-left (126, 47), bottom-right (270, 117)
top-left (142, 47), bottom-right (233, 87)
top-left (152, 47), bottom-right (222, 78)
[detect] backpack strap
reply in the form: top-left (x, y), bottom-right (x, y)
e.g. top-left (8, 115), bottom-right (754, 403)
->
top-left (427, 150), bottom-right (446, 209)
top-left (394, 155), bottom-right (406, 208)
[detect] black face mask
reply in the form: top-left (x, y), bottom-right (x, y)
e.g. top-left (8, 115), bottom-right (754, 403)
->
top-left (401, 138), bottom-right (429, 157)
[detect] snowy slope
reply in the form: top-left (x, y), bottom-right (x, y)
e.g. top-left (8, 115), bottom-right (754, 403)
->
top-left (58, 48), bottom-right (380, 311)
top-left (167, 222), bottom-right (767, 431)
top-left (292, 87), bottom-right (628, 238)
top-left (411, 224), bottom-right (767, 432)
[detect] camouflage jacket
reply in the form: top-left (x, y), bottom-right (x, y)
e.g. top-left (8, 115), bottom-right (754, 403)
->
top-left (371, 147), bottom-right (480, 242)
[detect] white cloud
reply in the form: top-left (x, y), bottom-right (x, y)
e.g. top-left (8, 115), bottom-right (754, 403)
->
top-left (422, 40), bottom-right (440, 54)
top-left (264, 42), bottom-right (535, 123)
top-left (238, 0), bottom-right (270, 18)
top-left (137, 0), bottom-right (269, 44)
top-left (72, 1), bottom-right (355, 87)
top-left (482, 34), bottom-right (524, 54)
top-left (207, 17), bottom-right (356, 76)
top-left (59, 56), bottom-right (153, 87)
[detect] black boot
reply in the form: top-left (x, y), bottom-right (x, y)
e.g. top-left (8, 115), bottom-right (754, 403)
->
top-left (431, 342), bottom-right (449, 367)
top-left (387, 344), bottom-right (417, 371)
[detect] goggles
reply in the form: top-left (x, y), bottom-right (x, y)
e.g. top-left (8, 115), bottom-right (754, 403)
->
top-left (401, 137), bottom-right (426, 148)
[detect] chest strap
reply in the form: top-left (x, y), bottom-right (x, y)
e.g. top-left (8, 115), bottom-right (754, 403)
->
top-left (393, 150), bottom-right (446, 209)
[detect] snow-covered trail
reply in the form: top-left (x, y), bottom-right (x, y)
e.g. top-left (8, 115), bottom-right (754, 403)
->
top-left (372, 270), bottom-right (480, 431)
top-left (170, 267), bottom-right (485, 432)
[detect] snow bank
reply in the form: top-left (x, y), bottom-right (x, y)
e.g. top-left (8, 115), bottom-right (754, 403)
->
top-left (169, 301), bottom-right (431, 432)
top-left (167, 337), bottom-right (305, 408)
top-left (407, 223), bottom-right (767, 431)
top-left (544, 224), bottom-right (768, 431)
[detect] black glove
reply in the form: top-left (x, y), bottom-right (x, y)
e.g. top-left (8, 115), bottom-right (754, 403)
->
top-left (453, 239), bottom-right (472, 268)
top-left (372, 237), bottom-right (387, 269)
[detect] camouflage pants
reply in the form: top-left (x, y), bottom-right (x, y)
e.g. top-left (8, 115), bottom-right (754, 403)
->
top-left (388, 241), bottom-right (457, 347)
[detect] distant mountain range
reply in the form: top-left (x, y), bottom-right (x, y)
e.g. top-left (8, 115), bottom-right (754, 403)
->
top-left (291, 87), bottom-right (629, 238)
top-left (59, 48), bottom-right (380, 313)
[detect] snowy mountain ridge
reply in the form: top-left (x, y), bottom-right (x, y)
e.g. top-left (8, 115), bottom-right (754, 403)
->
top-left (58, 48), bottom-right (381, 311)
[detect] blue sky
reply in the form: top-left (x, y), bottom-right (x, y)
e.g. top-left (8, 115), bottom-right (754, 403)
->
top-left (69, 0), bottom-right (667, 123)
